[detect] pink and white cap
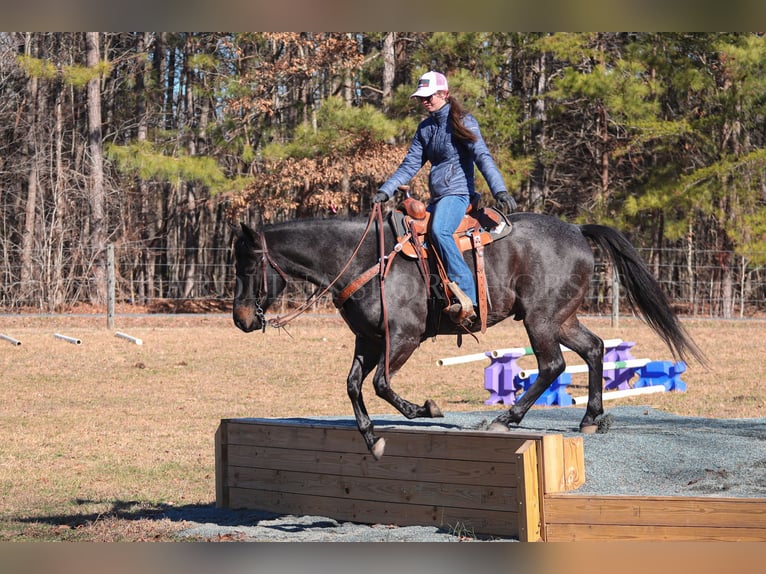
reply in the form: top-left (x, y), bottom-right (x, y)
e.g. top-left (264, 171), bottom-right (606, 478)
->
top-left (410, 71), bottom-right (449, 98)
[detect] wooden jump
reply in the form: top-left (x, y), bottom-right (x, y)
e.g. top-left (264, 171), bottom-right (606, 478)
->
top-left (215, 418), bottom-right (766, 541)
top-left (216, 418), bottom-right (584, 541)
top-left (543, 494), bottom-right (766, 541)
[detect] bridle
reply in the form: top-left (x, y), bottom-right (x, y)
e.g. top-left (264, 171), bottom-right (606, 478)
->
top-left (244, 230), bottom-right (290, 332)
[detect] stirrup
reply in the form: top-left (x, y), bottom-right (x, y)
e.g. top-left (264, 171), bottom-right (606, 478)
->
top-left (445, 300), bottom-right (477, 327)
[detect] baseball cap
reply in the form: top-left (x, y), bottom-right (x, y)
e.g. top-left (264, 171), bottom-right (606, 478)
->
top-left (410, 71), bottom-right (448, 98)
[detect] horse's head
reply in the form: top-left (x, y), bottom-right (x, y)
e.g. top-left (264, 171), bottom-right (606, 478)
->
top-left (232, 222), bottom-right (287, 333)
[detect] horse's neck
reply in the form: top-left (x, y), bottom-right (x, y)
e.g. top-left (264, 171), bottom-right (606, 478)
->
top-left (266, 220), bottom-right (372, 287)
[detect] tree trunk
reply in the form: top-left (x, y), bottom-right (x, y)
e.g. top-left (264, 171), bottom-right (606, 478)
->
top-left (86, 31), bottom-right (107, 305)
top-left (19, 33), bottom-right (40, 306)
top-left (382, 32), bottom-right (395, 108)
top-left (528, 50), bottom-right (547, 210)
top-left (135, 32), bottom-right (152, 303)
top-left (51, 78), bottom-right (66, 309)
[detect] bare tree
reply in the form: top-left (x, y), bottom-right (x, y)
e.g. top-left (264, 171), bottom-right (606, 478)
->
top-left (382, 32), bottom-right (396, 109)
top-left (19, 33), bottom-right (41, 303)
top-left (86, 31), bottom-right (107, 304)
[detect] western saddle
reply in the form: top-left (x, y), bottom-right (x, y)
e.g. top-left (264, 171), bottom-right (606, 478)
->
top-left (390, 194), bottom-right (512, 333)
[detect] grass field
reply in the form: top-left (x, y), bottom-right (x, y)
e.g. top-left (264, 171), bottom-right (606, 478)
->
top-left (1, 311), bottom-right (765, 541)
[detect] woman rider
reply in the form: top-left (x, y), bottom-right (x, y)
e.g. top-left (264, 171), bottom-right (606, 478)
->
top-left (373, 70), bottom-right (516, 326)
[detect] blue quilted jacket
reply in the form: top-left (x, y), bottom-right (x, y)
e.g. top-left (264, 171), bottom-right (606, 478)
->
top-left (379, 103), bottom-right (507, 202)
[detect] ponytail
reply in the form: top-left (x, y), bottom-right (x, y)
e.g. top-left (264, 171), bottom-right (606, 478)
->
top-left (447, 96), bottom-right (478, 144)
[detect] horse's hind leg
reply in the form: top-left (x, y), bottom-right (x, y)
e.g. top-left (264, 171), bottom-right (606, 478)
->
top-left (558, 318), bottom-right (605, 432)
top-left (371, 355), bottom-right (444, 421)
top-left (491, 321), bottom-right (567, 428)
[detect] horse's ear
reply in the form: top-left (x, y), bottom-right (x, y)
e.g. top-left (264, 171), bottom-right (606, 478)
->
top-left (240, 222), bottom-right (258, 245)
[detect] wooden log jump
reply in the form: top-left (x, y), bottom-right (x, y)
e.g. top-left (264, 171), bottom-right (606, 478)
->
top-left (543, 494), bottom-right (766, 541)
top-left (216, 418), bottom-right (584, 541)
top-left (214, 418), bottom-right (766, 541)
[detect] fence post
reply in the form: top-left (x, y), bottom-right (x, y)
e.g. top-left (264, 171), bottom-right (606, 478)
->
top-left (611, 265), bottom-right (619, 328)
top-left (107, 244), bottom-right (115, 330)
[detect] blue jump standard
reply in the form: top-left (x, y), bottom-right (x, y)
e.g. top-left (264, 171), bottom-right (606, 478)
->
top-left (483, 340), bottom-right (687, 407)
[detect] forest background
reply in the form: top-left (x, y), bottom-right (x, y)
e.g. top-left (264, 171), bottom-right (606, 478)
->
top-left (2, 32), bottom-right (766, 316)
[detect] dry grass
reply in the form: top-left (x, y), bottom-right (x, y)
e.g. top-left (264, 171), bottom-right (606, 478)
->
top-left (1, 311), bottom-right (765, 541)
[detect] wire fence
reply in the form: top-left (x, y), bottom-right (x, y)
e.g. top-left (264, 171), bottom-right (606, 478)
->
top-left (2, 244), bottom-right (766, 318)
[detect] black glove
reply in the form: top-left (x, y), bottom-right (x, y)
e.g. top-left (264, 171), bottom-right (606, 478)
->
top-left (372, 191), bottom-right (389, 204)
top-left (494, 191), bottom-right (517, 214)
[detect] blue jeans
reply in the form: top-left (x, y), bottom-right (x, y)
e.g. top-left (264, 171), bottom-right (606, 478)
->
top-left (428, 194), bottom-right (477, 306)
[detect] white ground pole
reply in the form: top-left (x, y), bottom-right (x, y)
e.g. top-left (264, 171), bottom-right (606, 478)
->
top-left (0, 333), bottom-right (22, 346)
top-left (573, 384), bottom-right (666, 405)
top-left (115, 332), bottom-right (143, 345)
top-left (53, 333), bottom-right (82, 345)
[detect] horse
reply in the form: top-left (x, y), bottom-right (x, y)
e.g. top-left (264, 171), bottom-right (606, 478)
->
top-left (232, 207), bottom-right (706, 459)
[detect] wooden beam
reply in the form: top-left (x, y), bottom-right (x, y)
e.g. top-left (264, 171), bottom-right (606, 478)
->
top-left (563, 437), bottom-right (585, 491)
top-left (214, 424), bottom-right (228, 509)
top-left (515, 440), bottom-right (541, 542)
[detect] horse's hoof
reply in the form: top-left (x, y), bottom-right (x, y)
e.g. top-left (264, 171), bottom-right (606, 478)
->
top-left (486, 421), bottom-right (510, 433)
top-left (425, 399), bottom-right (443, 418)
top-left (371, 437), bottom-right (386, 460)
top-left (596, 413), bottom-right (614, 434)
top-left (580, 424), bottom-right (598, 434)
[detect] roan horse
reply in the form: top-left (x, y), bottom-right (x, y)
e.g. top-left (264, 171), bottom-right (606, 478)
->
top-left (233, 206), bottom-right (706, 459)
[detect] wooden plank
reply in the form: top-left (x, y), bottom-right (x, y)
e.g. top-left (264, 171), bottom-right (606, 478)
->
top-left (215, 424), bottom-right (228, 509)
top-left (540, 435), bottom-right (585, 494)
top-left (562, 436), bottom-right (585, 491)
top-left (514, 440), bottom-right (541, 542)
top-left (227, 465), bottom-right (517, 512)
top-left (544, 495), bottom-right (766, 529)
top-left (542, 434), bottom-right (564, 494)
top-left (226, 486), bottom-right (520, 537)
top-left (226, 444), bottom-right (518, 487)
top-left (223, 419), bottom-right (539, 461)
top-left (545, 523), bottom-right (766, 542)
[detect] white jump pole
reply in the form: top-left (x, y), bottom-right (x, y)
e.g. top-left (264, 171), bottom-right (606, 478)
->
top-left (487, 345), bottom-right (534, 359)
top-left (436, 351), bottom-right (490, 366)
top-left (54, 333), bottom-right (82, 345)
top-left (115, 332), bottom-right (143, 345)
top-left (489, 338), bottom-right (624, 359)
top-left (572, 384), bottom-right (666, 405)
top-left (0, 333), bottom-right (22, 346)
top-left (518, 358), bottom-right (651, 380)
top-left (437, 338), bottom-right (625, 366)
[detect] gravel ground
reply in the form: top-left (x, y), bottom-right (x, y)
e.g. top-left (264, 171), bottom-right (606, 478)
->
top-left (170, 405), bottom-right (766, 542)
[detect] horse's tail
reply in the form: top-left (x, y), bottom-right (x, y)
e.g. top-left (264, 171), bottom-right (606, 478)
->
top-left (580, 224), bottom-right (708, 367)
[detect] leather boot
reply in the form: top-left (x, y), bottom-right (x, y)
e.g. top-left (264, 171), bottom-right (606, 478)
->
top-left (445, 281), bottom-right (477, 327)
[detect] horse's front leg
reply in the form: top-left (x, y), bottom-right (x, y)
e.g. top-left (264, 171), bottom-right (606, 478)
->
top-left (352, 334), bottom-right (443, 460)
top-left (346, 337), bottom-right (382, 458)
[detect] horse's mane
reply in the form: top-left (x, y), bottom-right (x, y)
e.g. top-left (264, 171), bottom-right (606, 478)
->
top-left (261, 214), bottom-right (371, 232)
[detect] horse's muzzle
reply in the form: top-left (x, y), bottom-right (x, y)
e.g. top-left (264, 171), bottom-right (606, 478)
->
top-left (233, 307), bottom-right (261, 333)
